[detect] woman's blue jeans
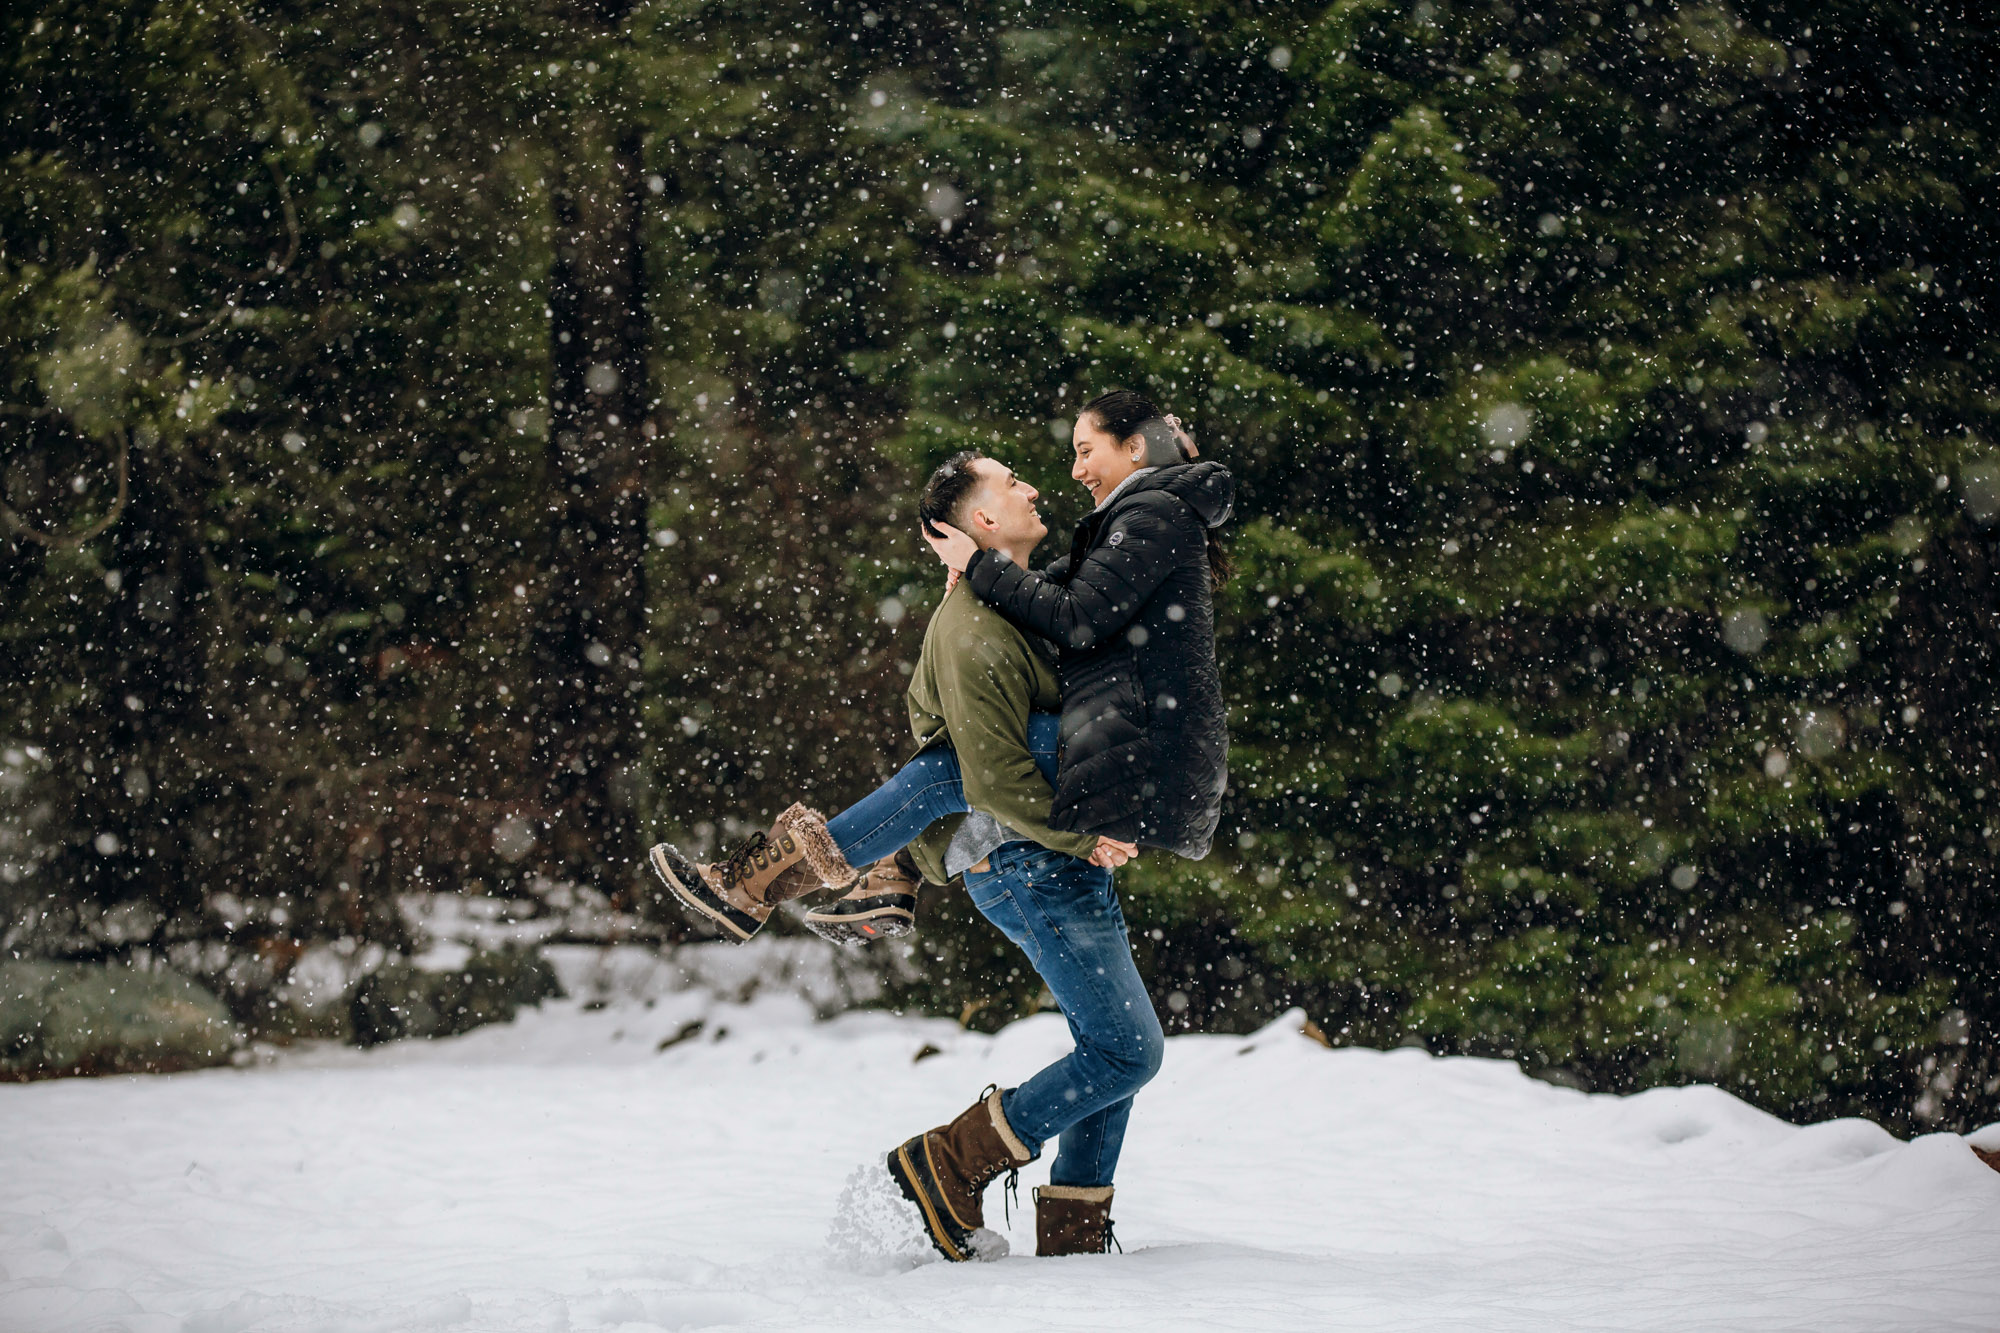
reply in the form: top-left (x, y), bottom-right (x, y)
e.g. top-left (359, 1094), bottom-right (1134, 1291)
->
top-left (823, 712), bottom-right (1062, 867)
top-left (967, 843), bottom-right (1165, 1189)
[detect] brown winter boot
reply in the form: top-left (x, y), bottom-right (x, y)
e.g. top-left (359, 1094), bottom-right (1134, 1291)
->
top-left (802, 848), bottom-right (920, 945)
top-left (1035, 1184), bottom-right (1117, 1256)
top-left (646, 803), bottom-right (827, 943)
top-left (887, 1085), bottom-right (1036, 1262)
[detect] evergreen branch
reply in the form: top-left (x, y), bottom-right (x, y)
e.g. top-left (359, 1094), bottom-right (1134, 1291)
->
top-left (145, 299), bottom-right (238, 349)
top-left (0, 427), bottom-right (130, 548)
top-left (144, 163), bottom-right (296, 348)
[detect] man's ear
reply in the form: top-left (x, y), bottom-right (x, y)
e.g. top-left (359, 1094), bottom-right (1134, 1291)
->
top-left (967, 505), bottom-right (999, 534)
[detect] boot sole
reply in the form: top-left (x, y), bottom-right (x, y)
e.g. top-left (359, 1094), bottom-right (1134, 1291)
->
top-left (802, 894), bottom-right (918, 946)
top-left (887, 1138), bottom-right (973, 1263)
top-left (648, 843), bottom-right (764, 943)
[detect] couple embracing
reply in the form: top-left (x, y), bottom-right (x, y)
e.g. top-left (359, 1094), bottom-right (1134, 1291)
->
top-left (647, 390), bottom-right (1233, 1261)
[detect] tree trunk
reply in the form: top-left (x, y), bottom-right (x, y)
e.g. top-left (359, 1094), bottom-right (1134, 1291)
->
top-left (533, 115), bottom-right (652, 905)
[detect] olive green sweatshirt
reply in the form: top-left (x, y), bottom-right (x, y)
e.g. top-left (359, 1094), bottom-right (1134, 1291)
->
top-left (903, 581), bottom-right (1099, 886)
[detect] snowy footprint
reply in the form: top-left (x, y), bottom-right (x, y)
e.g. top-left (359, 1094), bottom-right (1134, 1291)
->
top-left (825, 1161), bottom-right (1010, 1268)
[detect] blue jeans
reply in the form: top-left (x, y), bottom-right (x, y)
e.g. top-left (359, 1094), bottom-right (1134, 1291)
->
top-left (966, 842), bottom-right (1165, 1188)
top-left (824, 712), bottom-right (1062, 867)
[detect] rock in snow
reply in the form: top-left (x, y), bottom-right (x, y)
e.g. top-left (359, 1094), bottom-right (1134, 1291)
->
top-left (0, 961), bottom-right (237, 1078)
top-left (2, 981), bottom-right (1997, 1332)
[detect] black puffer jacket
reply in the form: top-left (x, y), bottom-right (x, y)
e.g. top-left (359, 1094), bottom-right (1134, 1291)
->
top-left (963, 462), bottom-right (1233, 859)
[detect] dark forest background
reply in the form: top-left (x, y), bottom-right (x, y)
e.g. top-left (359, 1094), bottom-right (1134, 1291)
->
top-left (3, 0), bottom-right (1995, 1133)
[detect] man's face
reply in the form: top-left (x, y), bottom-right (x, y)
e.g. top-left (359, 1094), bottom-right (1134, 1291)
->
top-left (962, 457), bottom-right (1047, 550)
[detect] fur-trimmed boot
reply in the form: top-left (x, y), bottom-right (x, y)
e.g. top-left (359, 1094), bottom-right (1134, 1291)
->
top-left (646, 803), bottom-right (831, 942)
top-left (803, 848), bottom-right (920, 945)
top-left (784, 806), bottom-right (861, 897)
top-left (1034, 1184), bottom-right (1117, 1256)
top-left (888, 1085), bottom-right (1035, 1262)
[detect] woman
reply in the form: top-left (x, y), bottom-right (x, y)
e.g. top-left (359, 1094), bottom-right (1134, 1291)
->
top-left (923, 388), bottom-right (1233, 860)
top-left (647, 391), bottom-right (1228, 944)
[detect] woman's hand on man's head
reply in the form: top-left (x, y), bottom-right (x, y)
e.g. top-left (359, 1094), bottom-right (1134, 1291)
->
top-left (921, 520), bottom-right (978, 574)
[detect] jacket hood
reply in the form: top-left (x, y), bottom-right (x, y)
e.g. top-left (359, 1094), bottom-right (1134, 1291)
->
top-left (1123, 460), bottom-right (1234, 529)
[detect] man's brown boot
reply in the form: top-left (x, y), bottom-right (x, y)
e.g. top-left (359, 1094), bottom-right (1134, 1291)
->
top-left (1034, 1184), bottom-right (1117, 1256)
top-left (646, 803), bottom-right (827, 942)
top-left (802, 849), bottom-right (920, 945)
top-left (887, 1085), bottom-right (1035, 1262)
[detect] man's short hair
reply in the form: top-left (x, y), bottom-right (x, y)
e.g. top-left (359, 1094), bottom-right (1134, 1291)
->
top-left (918, 450), bottom-right (987, 537)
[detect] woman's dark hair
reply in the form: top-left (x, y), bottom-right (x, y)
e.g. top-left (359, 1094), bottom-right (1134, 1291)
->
top-left (1079, 388), bottom-right (1161, 446)
top-left (918, 449), bottom-right (986, 537)
top-left (1078, 390), bottom-right (1231, 587)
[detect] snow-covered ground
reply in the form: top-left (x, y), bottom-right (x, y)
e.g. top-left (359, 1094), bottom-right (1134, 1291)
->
top-left (4, 945), bottom-right (1997, 1333)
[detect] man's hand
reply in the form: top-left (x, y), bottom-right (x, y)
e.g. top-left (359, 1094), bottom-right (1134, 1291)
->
top-left (1089, 836), bottom-right (1138, 868)
top-left (921, 520), bottom-right (978, 574)
top-left (1163, 413), bottom-right (1198, 459)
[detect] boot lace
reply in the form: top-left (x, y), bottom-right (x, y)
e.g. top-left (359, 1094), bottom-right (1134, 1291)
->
top-left (1103, 1218), bottom-right (1122, 1254)
top-left (975, 1083), bottom-right (1033, 1228)
top-left (714, 832), bottom-right (771, 891)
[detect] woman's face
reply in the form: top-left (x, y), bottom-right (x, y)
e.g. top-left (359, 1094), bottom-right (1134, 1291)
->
top-left (1071, 411), bottom-right (1147, 505)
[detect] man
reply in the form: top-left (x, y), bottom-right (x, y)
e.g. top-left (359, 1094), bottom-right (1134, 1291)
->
top-left (881, 452), bottom-right (1163, 1262)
